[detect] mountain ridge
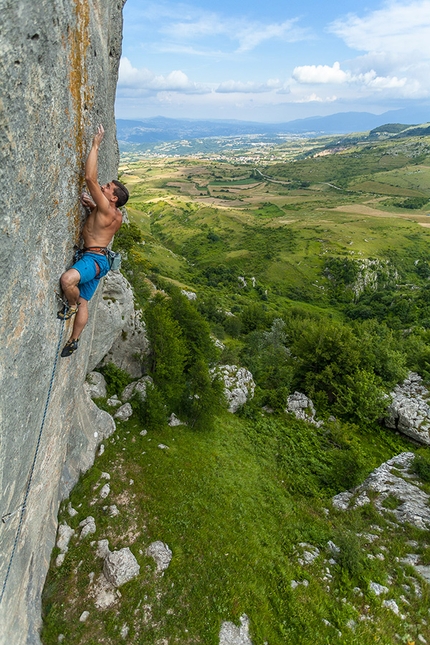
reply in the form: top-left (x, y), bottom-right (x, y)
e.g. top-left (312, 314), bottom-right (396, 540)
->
top-left (116, 106), bottom-right (430, 143)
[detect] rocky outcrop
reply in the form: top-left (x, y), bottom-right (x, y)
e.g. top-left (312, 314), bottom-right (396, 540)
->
top-left (89, 271), bottom-right (149, 377)
top-left (385, 372), bottom-right (430, 445)
top-left (214, 365), bottom-right (255, 413)
top-left (332, 452), bottom-right (430, 530)
top-left (0, 2), bottom-right (125, 643)
top-left (286, 392), bottom-right (323, 427)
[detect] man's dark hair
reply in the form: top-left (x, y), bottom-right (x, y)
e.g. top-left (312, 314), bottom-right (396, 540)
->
top-left (112, 179), bottom-right (129, 207)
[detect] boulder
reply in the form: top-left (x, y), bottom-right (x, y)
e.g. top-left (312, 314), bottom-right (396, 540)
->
top-left (103, 547), bottom-right (140, 587)
top-left (385, 372), bottom-right (430, 445)
top-left (121, 376), bottom-right (153, 402)
top-left (214, 365), bottom-right (255, 413)
top-left (79, 517), bottom-right (96, 539)
top-left (286, 392), bottom-right (323, 427)
top-left (146, 541), bottom-right (172, 573)
top-left (219, 614), bottom-right (253, 645)
top-left (181, 290), bottom-right (197, 300)
top-left (114, 403), bottom-right (133, 421)
top-left (168, 413), bottom-right (184, 427)
top-left (84, 372), bottom-right (107, 399)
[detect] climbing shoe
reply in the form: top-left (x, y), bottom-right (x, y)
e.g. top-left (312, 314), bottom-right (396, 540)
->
top-left (60, 339), bottom-right (79, 358)
top-left (57, 304), bottom-right (79, 320)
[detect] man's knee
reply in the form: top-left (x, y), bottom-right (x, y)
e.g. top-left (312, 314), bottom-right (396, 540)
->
top-left (60, 269), bottom-right (80, 291)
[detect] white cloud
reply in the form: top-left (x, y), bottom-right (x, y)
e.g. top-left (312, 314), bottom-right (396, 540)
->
top-left (294, 94), bottom-right (338, 103)
top-left (330, 0), bottom-right (430, 55)
top-left (292, 61), bottom-right (409, 91)
top-left (159, 9), bottom-right (309, 53)
top-left (118, 57), bottom-right (207, 94)
top-left (293, 62), bottom-right (349, 84)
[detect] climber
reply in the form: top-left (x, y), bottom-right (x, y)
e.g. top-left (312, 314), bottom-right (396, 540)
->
top-left (58, 124), bottom-right (129, 357)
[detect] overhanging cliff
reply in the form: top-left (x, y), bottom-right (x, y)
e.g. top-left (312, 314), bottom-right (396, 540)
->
top-left (0, 1), bottom-right (126, 642)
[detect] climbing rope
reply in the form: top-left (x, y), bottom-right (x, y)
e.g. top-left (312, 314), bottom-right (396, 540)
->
top-left (0, 311), bottom-right (67, 604)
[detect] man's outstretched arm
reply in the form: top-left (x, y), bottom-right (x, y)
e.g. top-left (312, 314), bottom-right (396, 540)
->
top-left (85, 125), bottom-right (109, 214)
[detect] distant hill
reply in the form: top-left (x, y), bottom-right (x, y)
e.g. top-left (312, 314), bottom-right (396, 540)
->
top-left (116, 107), bottom-right (430, 144)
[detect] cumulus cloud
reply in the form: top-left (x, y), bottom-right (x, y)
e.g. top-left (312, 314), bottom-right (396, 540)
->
top-left (292, 61), bottom-right (409, 92)
top-left (293, 62), bottom-right (349, 84)
top-left (320, 0), bottom-right (430, 99)
top-left (118, 57), bottom-right (206, 94)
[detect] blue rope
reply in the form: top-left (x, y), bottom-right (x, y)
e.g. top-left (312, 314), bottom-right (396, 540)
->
top-left (0, 317), bottom-right (66, 604)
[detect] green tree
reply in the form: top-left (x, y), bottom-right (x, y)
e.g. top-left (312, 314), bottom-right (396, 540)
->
top-left (144, 293), bottom-right (188, 407)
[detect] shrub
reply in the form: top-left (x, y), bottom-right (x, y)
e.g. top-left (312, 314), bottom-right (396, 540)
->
top-left (411, 453), bottom-right (430, 482)
top-left (100, 363), bottom-right (131, 398)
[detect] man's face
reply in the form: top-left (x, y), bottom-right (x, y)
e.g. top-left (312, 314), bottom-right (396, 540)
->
top-left (100, 181), bottom-right (117, 203)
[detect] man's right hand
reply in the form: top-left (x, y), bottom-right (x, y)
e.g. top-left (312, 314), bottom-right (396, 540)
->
top-left (92, 124), bottom-right (105, 148)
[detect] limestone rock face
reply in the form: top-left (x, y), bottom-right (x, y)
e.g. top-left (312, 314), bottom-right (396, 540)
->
top-left (385, 372), bottom-right (430, 445)
top-left (215, 365), bottom-right (255, 413)
top-left (0, 2), bottom-right (125, 643)
top-left (85, 372), bottom-right (107, 399)
top-left (90, 271), bottom-right (149, 377)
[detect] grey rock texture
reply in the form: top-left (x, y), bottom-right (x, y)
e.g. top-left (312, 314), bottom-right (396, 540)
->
top-left (332, 452), bottom-right (430, 530)
top-left (146, 541), bottom-right (173, 573)
top-left (85, 372), bottom-right (107, 399)
top-left (0, 1), bottom-right (125, 642)
top-left (385, 372), bottom-right (430, 445)
top-left (60, 386), bottom-right (116, 497)
top-left (214, 365), bottom-right (255, 413)
top-left (121, 376), bottom-right (153, 402)
top-left (103, 547), bottom-right (140, 587)
top-left (91, 271), bottom-right (149, 377)
top-left (219, 614), bottom-right (253, 645)
top-left (114, 402), bottom-right (133, 421)
top-left (286, 392), bottom-right (323, 427)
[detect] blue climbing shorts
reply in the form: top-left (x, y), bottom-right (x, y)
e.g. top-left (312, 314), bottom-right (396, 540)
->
top-left (72, 252), bottom-right (110, 301)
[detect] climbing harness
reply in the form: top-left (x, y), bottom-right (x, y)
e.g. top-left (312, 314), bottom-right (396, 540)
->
top-left (0, 308), bottom-right (67, 604)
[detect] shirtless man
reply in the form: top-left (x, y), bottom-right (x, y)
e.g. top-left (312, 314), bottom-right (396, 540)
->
top-left (58, 124), bottom-right (129, 357)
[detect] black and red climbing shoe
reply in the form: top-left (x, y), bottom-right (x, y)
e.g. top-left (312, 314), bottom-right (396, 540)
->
top-left (60, 339), bottom-right (79, 358)
top-left (57, 304), bottom-right (79, 320)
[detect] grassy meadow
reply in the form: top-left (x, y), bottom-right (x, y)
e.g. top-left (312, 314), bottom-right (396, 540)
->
top-left (42, 133), bottom-right (430, 644)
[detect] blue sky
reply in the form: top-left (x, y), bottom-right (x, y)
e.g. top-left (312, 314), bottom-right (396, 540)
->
top-left (115, 0), bottom-right (430, 122)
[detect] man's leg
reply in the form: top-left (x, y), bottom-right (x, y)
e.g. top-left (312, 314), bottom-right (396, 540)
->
top-left (60, 299), bottom-right (89, 358)
top-left (60, 268), bottom-right (81, 307)
top-left (70, 298), bottom-right (89, 340)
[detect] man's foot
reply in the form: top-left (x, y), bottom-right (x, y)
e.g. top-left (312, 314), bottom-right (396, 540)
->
top-left (60, 339), bottom-right (79, 358)
top-left (57, 304), bottom-right (79, 320)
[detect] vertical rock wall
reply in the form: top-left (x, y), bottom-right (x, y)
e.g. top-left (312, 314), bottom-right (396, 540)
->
top-left (0, 1), bottom-right (125, 642)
